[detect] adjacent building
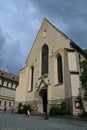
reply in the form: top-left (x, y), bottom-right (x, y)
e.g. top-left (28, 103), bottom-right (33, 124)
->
top-left (0, 70), bottom-right (19, 110)
top-left (15, 18), bottom-right (87, 115)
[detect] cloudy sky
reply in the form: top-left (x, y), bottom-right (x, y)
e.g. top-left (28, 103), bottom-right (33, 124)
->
top-left (0, 0), bottom-right (87, 75)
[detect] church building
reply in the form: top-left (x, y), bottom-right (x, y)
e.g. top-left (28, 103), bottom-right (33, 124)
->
top-left (15, 18), bottom-right (87, 115)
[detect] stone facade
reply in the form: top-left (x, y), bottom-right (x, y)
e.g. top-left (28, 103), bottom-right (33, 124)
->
top-left (15, 18), bottom-right (87, 115)
top-left (0, 70), bottom-right (19, 110)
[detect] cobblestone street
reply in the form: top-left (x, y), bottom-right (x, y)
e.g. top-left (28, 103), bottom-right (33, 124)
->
top-left (0, 112), bottom-right (87, 130)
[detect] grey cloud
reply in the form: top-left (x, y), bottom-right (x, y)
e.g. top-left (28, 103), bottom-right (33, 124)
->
top-left (31, 0), bottom-right (87, 19)
top-left (1, 40), bottom-right (24, 75)
top-left (0, 0), bottom-right (87, 76)
top-left (0, 26), bottom-right (5, 50)
top-left (31, 0), bottom-right (87, 49)
top-left (0, 26), bottom-right (5, 67)
top-left (66, 24), bottom-right (87, 49)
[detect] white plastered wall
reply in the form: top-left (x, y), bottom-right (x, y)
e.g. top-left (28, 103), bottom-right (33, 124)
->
top-left (68, 51), bottom-right (80, 97)
top-left (68, 52), bottom-right (78, 71)
top-left (15, 66), bottom-right (29, 102)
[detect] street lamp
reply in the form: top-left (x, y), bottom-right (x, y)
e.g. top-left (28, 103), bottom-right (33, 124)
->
top-left (45, 80), bottom-right (50, 120)
top-left (45, 97), bottom-right (48, 120)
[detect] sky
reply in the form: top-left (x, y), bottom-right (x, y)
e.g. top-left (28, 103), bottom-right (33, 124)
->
top-left (0, 0), bottom-right (87, 76)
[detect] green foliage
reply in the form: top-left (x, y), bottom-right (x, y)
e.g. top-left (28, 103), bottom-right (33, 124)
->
top-left (49, 105), bottom-right (61, 115)
top-left (60, 100), bottom-right (68, 115)
top-left (23, 104), bottom-right (32, 113)
top-left (49, 100), bottom-right (68, 116)
top-left (84, 49), bottom-right (87, 54)
top-left (18, 103), bottom-right (23, 113)
top-left (80, 58), bottom-right (87, 99)
top-left (17, 103), bottom-right (32, 114)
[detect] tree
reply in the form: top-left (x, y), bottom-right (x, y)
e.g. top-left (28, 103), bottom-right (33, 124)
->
top-left (80, 50), bottom-right (87, 100)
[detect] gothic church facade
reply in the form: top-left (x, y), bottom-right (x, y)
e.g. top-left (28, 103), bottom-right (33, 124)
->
top-left (15, 18), bottom-right (87, 115)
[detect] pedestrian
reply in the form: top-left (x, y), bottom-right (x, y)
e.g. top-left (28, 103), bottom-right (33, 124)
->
top-left (11, 106), bottom-right (14, 114)
top-left (4, 106), bottom-right (7, 113)
top-left (25, 109), bottom-right (30, 117)
top-left (27, 109), bottom-right (30, 116)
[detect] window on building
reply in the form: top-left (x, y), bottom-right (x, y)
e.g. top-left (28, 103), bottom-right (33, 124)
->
top-left (8, 82), bottom-right (11, 88)
top-left (12, 84), bottom-right (16, 89)
top-left (57, 54), bottom-right (63, 84)
top-left (9, 102), bottom-right (11, 107)
top-left (42, 44), bottom-right (49, 75)
top-left (0, 80), bottom-right (2, 85)
top-left (31, 66), bottom-right (34, 91)
top-left (43, 29), bottom-right (47, 39)
top-left (4, 101), bottom-right (6, 106)
top-left (0, 100), bottom-right (1, 106)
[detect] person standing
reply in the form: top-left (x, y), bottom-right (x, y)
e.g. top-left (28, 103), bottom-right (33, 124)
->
top-left (11, 106), bottom-right (14, 114)
top-left (27, 109), bottom-right (30, 116)
top-left (25, 109), bottom-right (30, 117)
top-left (4, 106), bottom-right (7, 113)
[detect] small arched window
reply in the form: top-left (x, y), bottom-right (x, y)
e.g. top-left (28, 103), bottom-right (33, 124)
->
top-left (42, 44), bottom-right (49, 75)
top-left (57, 54), bottom-right (63, 84)
top-left (31, 66), bottom-right (34, 91)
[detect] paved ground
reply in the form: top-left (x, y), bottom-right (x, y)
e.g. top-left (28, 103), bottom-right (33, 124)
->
top-left (0, 112), bottom-right (87, 130)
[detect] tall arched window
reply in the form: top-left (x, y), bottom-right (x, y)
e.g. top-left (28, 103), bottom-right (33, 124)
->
top-left (57, 54), bottom-right (63, 84)
top-left (42, 44), bottom-right (49, 75)
top-left (31, 66), bottom-right (34, 91)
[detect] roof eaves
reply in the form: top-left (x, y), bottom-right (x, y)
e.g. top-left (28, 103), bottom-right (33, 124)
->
top-left (70, 41), bottom-right (87, 58)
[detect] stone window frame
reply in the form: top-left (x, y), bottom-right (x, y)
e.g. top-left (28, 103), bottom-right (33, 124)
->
top-left (31, 65), bottom-right (34, 91)
top-left (41, 44), bottom-right (49, 75)
top-left (57, 54), bottom-right (63, 84)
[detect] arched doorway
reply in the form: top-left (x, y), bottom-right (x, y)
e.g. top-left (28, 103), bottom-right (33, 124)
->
top-left (39, 87), bottom-right (47, 113)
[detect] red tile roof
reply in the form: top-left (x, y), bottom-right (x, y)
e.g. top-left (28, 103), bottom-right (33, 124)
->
top-left (0, 70), bottom-right (19, 82)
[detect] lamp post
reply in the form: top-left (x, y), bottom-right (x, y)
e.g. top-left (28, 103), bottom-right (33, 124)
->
top-left (35, 83), bottom-right (38, 111)
top-left (45, 80), bottom-right (50, 120)
top-left (45, 98), bottom-right (48, 120)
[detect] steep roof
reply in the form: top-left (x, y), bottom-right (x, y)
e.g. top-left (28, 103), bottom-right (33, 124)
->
top-left (70, 41), bottom-right (87, 58)
top-left (0, 70), bottom-right (19, 83)
top-left (26, 18), bottom-right (87, 63)
top-left (44, 18), bottom-right (70, 40)
top-left (45, 18), bottom-right (87, 57)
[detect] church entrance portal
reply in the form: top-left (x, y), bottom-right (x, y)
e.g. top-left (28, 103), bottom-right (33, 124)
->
top-left (39, 88), bottom-right (47, 113)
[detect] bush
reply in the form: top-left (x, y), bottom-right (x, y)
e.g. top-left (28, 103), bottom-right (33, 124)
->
top-left (49, 105), bottom-right (61, 116)
top-left (17, 103), bottom-right (23, 114)
top-left (23, 104), bottom-right (32, 113)
top-left (60, 100), bottom-right (68, 115)
top-left (17, 103), bottom-right (32, 114)
top-left (49, 100), bottom-right (68, 116)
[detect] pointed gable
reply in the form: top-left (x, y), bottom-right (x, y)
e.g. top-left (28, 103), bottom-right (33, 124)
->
top-left (26, 18), bottom-right (71, 65)
top-left (26, 18), bottom-right (86, 66)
